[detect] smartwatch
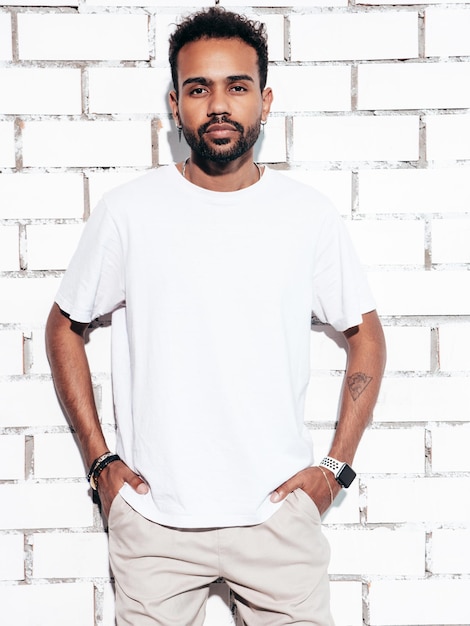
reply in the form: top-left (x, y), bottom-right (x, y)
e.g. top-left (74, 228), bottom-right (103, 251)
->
top-left (319, 456), bottom-right (356, 488)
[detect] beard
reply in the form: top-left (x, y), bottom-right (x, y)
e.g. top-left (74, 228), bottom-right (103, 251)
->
top-left (182, 116), bottom-right (261, 163)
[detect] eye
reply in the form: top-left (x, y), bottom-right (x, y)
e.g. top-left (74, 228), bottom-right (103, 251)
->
top-left (189, 87), bottom-right (208, 96)
top-left (230, 85), bottom-right (248, 93)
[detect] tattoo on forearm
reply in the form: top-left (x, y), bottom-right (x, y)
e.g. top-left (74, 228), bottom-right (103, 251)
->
top-left (347, 372), bottom-right (372, 400)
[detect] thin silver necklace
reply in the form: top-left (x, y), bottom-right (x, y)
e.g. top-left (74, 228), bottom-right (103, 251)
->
top-left (181, 158), bottom-right (262, 182)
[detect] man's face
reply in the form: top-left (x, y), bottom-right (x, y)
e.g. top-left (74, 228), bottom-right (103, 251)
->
top-left (170, 37), bottom-right (272, 163)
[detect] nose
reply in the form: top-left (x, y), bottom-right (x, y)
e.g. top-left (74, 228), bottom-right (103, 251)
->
top-left (207, 86), bottom-right (231, 118)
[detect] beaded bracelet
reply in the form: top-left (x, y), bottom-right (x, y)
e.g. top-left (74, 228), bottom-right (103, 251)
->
top-left (87, 452), bottom-right (121, 491)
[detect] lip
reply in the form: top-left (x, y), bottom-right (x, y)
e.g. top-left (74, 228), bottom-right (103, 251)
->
top-left (205, 123), bottom-right (239, 134)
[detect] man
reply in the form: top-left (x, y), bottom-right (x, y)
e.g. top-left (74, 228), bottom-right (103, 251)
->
top-left (46, 7), bottom-right (386, 626)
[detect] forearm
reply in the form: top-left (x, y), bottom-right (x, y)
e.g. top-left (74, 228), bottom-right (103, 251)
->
top-left (45, 304), bottom-right (109, 468)
top-left (328, 310), bottom-right (386, 464)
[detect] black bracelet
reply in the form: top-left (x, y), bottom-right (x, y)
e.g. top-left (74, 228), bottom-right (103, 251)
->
top-left (88, 453), bottom-right (121, 491)
top-left (87, 451), bottom-right (113, 484)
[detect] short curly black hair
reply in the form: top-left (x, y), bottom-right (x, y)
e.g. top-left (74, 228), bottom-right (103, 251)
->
top-left (169, 7), bottom-right (268, 94)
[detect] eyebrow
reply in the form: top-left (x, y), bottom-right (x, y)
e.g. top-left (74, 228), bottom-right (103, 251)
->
top-left (182, 74), bottom-right (255, 88)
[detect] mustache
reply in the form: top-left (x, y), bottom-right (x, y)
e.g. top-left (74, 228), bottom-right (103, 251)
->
top-left (198, 116), bottom-right (244, 137)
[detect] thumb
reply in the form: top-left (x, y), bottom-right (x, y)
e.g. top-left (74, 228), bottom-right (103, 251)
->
top-left (270, 476), bottom-right (299, 503)
top-left (126, 471), bottom-right (149, 495)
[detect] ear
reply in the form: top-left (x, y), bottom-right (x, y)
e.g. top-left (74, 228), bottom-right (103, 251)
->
top-left (261, 87), bottom-right (273, 122)
top-left (169, 90), bottom-right (180, 125)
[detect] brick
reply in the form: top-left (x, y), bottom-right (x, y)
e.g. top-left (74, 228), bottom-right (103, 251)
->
top-left (99, 379), bottom-right (118, 428)
top-left (367, 270), bottom-right (470, 316)
top-left (355, 427), bottom-right (425, 474)
top-left (22, 329), bottom-right (50, 375)
top-left (322, 482), bottom-right (361, 524)
top-left (0, 330), bottom-right (23, 375)
top-left (369, 579), bottom-right (470, 625)
top-left (290, 12), bottom-right (418, 62)
top-left (292, 116), bottom-right (419, 163)
top-left (330, 582), bottom-right (362, 626)
top-left (346, 219), bottom-right (424, 266)
top-left (102, 583), bottom-right (117, 626)
top-left (22, 121), bottom-right (152, 168)
top-left (268, 66), bottom-right (351, 112)
top-left (310, 326), bottom-right (349, 371)
top-left (305, 375), bottom-right (343, 422)
top-left (0, 435), bottom-right (25, 480)
top-left (0, 380), bottom-right (69, 428)
top-left (0, 121), bottom-right (15, 167)
top-left (432, 529), bottom-right (470, 574)
top-left (366, 477), bottom-right (469, 523)
top-left (18, 14), bottom-right (149, 61)
top-left (154, 11), bottom-right (180, 65)
top-left (0, 68), bottom-right (81, 114)
top-left (376, 376), bottom-right (470, 422)
top-left (325, 527), bottom-right (425, 575)
top-left (0, 582), bottom-right (95, 626)
top-left (425, 9), bottom-right (470, 57)
top-left (439, 323), bottom-right (470, 372)
top-left (432, 217), bottom-right (470, 264)
top-left (27, 223), bottom-right (84, 271)
top-left (0, 13), bottom-right (12, 60)
top-left (426, 114), bottom-right (470, 161)
top-left (228, 0), bottom-right (347, 7)
top-left (0, 276), bottom-right (61, 325)
top-left (0, 534), bottom-right (24, 581)
top-left (88, 171), bottom-right (146, 210)
top-left (89, 68), bottom-right (170, 115)
top-left (431, 424), bottom-right (470, 472)
top-left (0, 223), bottom-right (19, 271)
top-left (33, 532), bottom-right (109, 578)
top-left (362, 0), bottom-right (460, 4)
top-left (358, 167), bottom-right (470, 214)
top-left (358, 62), bottom-right (470, 110)
top-left (310, 428), bottom-right (335, 464)
top-left (156, 117), bottom-right (190, 166)
top-left (382, 326), bottom-right (430, 372)
top-left (254, 115), bottom-right (287, 164)
top-left (281, 170), bottom-right (352, 217)
top-left (0, 173), bottom-right (85, 219)
top-left (8, 0), bottom-right (78, 4)
top-left (34, 433), bottom-right (86, 479)
top-left (0, 483), bottom-right (93, 529)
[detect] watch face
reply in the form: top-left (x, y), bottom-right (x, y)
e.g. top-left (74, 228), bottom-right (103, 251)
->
top-left (337, 464), bottom-right (356, 488)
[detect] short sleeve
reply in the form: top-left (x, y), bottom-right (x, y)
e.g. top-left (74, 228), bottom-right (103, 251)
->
top-left (55, 200), bottom-right (125, 323)
top-left (311, 210), bottom-right (375, 332)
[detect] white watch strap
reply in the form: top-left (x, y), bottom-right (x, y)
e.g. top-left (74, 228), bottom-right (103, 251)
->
top-left (319, 456), bottom-right (342, 476)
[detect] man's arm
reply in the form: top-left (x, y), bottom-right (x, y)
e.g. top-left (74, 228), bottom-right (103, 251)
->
top-left (271, 309), bottom-right (386, 514)
top-left (45, 303), bottom-right (148, 517)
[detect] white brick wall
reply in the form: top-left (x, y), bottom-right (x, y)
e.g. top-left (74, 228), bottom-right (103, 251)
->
top-left (0, 68), bottom-right (82, 114)
top-left (1, 1), bottom-right (469, 625)
top-left (290, 12), bottom-right (418, 61)
top-left (0, 121), bottom-right (15, 166)
top-left (17, 14), bottom-right (150, 61)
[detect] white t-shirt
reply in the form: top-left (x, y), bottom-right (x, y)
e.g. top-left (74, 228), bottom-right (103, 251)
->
top-left (56, 165), bottom-right (375, 528)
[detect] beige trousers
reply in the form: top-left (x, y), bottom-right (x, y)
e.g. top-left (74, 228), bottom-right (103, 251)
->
top-left (108, 488), bottom-right (334, 626)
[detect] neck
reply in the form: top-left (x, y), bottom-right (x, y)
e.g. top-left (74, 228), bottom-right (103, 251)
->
top-left (180, 153), bottom-right (262, 192)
